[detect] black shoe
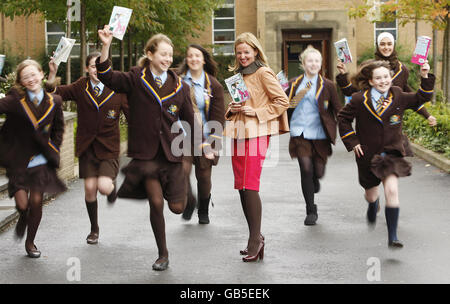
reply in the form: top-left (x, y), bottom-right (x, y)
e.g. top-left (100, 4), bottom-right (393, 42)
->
top-left (86, 231), bottom-right (99, 244)
top-left (107, 180), bottom-right (117, 204)
top-left (304, 204), bottom-right (318, 226)
top-left (14, 209), bottom-right (28, 240)
top-left (366, 198), bottom-right (380, 225)
top-left (198, 195), bottom-right (211, 224)
top-left (152, 257), bottom-right (169, 271)
top-left (388, 240), bottom-right (404, 249)
top-left (182, 195), bottom-right (197, 221)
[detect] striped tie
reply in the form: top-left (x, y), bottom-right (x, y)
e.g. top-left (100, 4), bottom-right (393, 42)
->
top-left (94, 86), bottom-right (100, 97)
top-left (376, 96), bottom-right (385, 115)
top-left (32, 97), bottom-right (39, 107)
top-left (305, 81), bottom-right (312, 89)
top-left (155, 76), bottom-right (163, 88)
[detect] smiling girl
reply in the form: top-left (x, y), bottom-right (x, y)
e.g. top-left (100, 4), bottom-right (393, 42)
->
top-left (177, 44), bottom-right (225, 224)
top-left (285, 46), bottom-right (342, 226)
top-left (96, 26), bottom-right (213, 271)
top-left (338, 60), bottom-right (435, 249)
top-left (0, 59), bottom-right (66, 258)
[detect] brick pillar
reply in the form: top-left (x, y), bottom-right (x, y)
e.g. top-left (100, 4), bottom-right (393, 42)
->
top-left (57, 111), bottom-right (77, 181)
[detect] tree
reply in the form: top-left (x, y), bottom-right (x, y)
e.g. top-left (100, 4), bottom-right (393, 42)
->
top-left (348, 0), bottom-right (449, 101)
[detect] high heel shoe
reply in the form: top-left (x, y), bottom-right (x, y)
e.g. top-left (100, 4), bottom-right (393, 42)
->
top-left (240, 234), bottom-right (264, 255)
top-left (242, 241), bottom-right (264, 262)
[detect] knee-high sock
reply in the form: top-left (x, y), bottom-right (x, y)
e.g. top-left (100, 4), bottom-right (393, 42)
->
top-left (85, 199), bottom-right (99, 232)
top-left (385, 207), bottom-right (400, 242)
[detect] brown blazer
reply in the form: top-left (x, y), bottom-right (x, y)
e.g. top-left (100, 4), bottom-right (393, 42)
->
top-left (224, 67), bottom-right (289, 139)
top-left (336, 61), bottom-right (431, 118)
top-left (0, 88), bottom-right (64, 170)
top-left (96, 59), bottom-right (202, 162)
top-left (51, 77), bottom-right (128, 159)
top-left (286, 74), bottom-right (342, 145)
top-left (337, 74), bottom-right (435, 164)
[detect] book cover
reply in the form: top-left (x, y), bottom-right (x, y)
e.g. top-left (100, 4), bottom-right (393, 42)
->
top-left (411, 36), bottom-right (431, 65)
top-left (225, 73), bottom-right (250, 103)
top-left (53, 37), bottom-right (76, 66)
top-left (334, 38), bottom-right (353, 64)
top-left (276, 70), bottom-right (289, 91)
top-left (108, 6), bottom-right (133, 40)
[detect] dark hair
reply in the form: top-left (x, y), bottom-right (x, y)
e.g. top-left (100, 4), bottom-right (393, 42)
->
top-left (351, 59), bottom-right (392, 91)
top-left (178, 44), bottom-right (218, 77)
top-left (86, 51), bottom-right (101, 67)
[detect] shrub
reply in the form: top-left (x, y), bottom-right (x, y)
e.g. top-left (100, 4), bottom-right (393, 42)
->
top-left (403, 95), bottom-right (450, 158)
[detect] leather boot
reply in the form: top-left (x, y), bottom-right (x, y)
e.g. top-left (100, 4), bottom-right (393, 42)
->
top-left (304, 204), bottom-right (318, 226)
top-left (198, 195), bottom-right (211, 224)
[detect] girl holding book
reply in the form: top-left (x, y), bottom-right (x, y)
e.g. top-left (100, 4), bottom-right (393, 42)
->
top-left (285, 46), bottom-right (342, 226)
top-left (336, 32), bottom-right (436, 156)
top-left (337, 60), bottom-right (434, 248)
top-left (97, 26), bottom-right (213, 271)
top-left (48, 52), bottom-right (129, 245)
top-left (223, 32), bottom-right (289, 262)
top-left (177, 44), bottom-right (225, 224)
top-left (0, 59), bottom-right (66, 258)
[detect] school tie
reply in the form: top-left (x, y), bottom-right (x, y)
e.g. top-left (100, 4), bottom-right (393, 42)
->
top-left (32, 97), bottom-right (39, 107)
top-left (155, 76), bottom-right (163, 88)
top-left (94, 86), bottom-right (100, 97)
top-left (305, 81), bottom-right (312, 89)
top-left (376, 96), bottom-right (385, 115)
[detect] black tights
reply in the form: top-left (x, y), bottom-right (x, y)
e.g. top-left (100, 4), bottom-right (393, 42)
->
top-left (145, 178), bottom-right (185, 263)
top-left (297, 156), bottom-right (325, 206)
top-left (183, 159), bottom-right (212, 201)
top-left (14, 189), bottom-right (43, 250)
top-left (239, 189), bottom-right (262, 255)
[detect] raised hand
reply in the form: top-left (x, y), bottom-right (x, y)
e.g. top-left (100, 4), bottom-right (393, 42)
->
top-left (98, 25), bottom-right (113, 47)
top-left (336, 61), bottom-right (348, 74)
top-left (420, 60), bottom-right (430, 78)
top-left (48, 57), bottom-right (58, 83)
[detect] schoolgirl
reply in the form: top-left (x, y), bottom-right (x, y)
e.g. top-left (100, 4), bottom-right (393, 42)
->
top-left (337, 60), bottom-right (434, 248)
top-left (48, 52), bottom-right (129, 245)
top-left (96, 26), bottom-right (212, 271)
top-left (285, 46), bottom-right (342, 226)
top-left (336, 32), bottom-right (436, 155)
top-left (0, 59), bottom-right (66, 258)
top-left (223, 32), bottom-right (289, 262)
top-left (177, 44), bottom-right (225, 224)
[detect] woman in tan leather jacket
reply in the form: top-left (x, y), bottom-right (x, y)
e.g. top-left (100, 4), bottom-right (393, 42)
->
top-left (223, 32), bottom-right (289, 262)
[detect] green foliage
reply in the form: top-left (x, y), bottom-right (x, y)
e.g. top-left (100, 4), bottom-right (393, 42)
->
top-left (403, 97), bottom-right (450, 158)
top-left (213, 54), bottom-right (235, 88)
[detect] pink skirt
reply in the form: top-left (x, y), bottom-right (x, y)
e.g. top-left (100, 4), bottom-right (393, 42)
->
top-left (231, 136), bottom-right (270, 191)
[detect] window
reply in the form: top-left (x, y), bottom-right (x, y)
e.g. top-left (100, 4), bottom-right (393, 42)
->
top-left (213, 0), bottom-right (235, 55)
top-left (374, 0), bottom-right (397, 44)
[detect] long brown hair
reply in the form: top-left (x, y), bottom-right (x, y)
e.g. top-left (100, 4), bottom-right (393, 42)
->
top-left (351, 60), bottom-right (392, 91)
top-left (178, 44), bottom-right (218, 77)
top-left (138, 34), bottom-right (174, 68)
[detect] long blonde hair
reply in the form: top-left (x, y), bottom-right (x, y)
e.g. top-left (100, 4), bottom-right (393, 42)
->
top-left (228, 32), bottom-right (269, 72)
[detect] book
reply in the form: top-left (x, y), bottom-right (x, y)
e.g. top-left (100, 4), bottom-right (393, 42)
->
top-left (108, 6), bottom-right (133, 40)
top-left (276, 70), bottom-right (289, 91)
top-left (225, 73), bottom-right (250, 103)
top-left (0, 54), bottom-right (5, 75)
top-left (411, 36), bottom-right (431, 65)
top-left (334, 38), bottom-right (353, 64)
top-left (53, 37), bottom-right (76, 66)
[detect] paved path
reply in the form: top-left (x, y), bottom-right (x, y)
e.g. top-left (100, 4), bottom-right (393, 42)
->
top-left (0, 134), bottom-right (449, 284)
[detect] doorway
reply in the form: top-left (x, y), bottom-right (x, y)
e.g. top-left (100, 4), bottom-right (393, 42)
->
top-left (282, 29), bottom-right (332, 80)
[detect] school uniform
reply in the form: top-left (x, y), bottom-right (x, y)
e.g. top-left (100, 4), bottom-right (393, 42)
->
top-left (337, 74), bottom-right (435, 189)
top-left (285, 74), bottom-right (342, 164)
top-left (50, 77), bottom-right (128, 178)
top-left (96, 59), bottom-right (204, 201)
top-left (0, 88), bottom-right (66, 197)
top-left (182, 70), bottom-right (225, 168)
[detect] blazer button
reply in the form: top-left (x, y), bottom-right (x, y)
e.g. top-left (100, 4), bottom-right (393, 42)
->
top-left (160, 131), bottom-right (163, 135)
